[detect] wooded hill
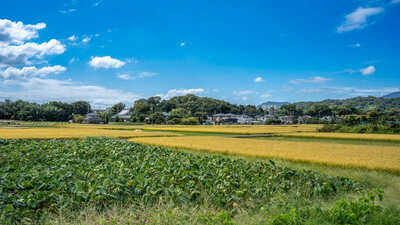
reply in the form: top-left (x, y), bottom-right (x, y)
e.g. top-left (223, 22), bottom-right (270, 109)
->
top-left (294, 96), bottom-right (400, 112)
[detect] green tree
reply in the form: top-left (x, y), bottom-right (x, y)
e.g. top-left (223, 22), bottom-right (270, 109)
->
top-left (181, 117), bottom-right (200, 125)
top-left (281, 104), bottom-right (303, 116)
top-left (72, 101), bottom-right (91, 115)
top-left (244, 105), bottom-right (258, 117)
top-left (17, 104), bottom-right (42, 121)
top-left (41, 105), bottom-right (62, 121)
top-left (148, 112), bottom-right (166, 124)
top-left (194, 111), bottom-right (208, 124)
top-left (111, 102), bottom-right (126, 115)
top-left (170, 108), bottom-right (188, 118)
top-left (73, 114), bottom-right (85, 123)
top-left (306, 104), bottom-right (332, 117)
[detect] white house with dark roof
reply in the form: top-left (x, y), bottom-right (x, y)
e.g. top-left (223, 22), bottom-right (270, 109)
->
top-left (112, 109), bottom-right (131, 122)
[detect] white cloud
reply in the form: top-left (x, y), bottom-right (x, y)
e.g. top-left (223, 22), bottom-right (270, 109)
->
top-left (0, 77), bottom-right (139, 109)
top-left (58, 9), bottom-right (76, 14)
top-left (254, 77), bottom-right (264, 83)
top-left (180, 42), bottom-right (186, 47)
top-left (0, 19), bottom-right (46, 45)
top-left (260, 93), bottom-right (271, 98)
top-left (89, 56), bottom-right (125, 69)
top-left (117, 72), bottom-right (158, 80)
top-left (234, 90), bottom-right (256, 96)
top-left (337, 7), bottom-right (384, 33)
top-left (241, 96), bottom-right (248, 101)
top-left (0, 65), bottom-right (66, 79)
top-left (69, 57), bottom-right (76, 64)
top-left (136, 72), bottom-right (158, 79)
top-left (82, 37), bottom-right (91, 43)
top-left (93, 1), bottom-right (101, 7)
top-left (290, 76), bottom-right (331, 85)
top-left (0, 39), bottom-right (66, 67)
top-left (350, 43), bottom-right (361, 47)
top-left (125, 58), bottom-right (139, 64)
top-left (158, 88), bottom-right (204, 99)
top-left (117, 73), bottom-right (132, 80)
top-left (68, 35), bottom-right (77, 41)
top-left (360, 65), bottom-right (376, 75)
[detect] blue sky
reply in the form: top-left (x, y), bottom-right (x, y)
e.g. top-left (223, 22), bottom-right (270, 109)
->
top-left (1, 0), bottom-right (399, 108)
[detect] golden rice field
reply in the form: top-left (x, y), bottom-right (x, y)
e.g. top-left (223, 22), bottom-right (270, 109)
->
top-left (59, 123), bottom-right (143, 129)
top-left (279, 132), bottom-right (400, 142)
top-left (0, 127), bottom-right (181, 139)
top-left (130, 136), bottom-right (400, 173)
top-left (142, 124), bottom-right (322, 134)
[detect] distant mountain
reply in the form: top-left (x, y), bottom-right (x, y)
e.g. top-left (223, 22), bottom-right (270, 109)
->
top-left (294, 96), bottom-right (400, 112)
top-left (259, 101), bottom-right (290, 109)
top-left (382, 92), bottom-right (400, 99)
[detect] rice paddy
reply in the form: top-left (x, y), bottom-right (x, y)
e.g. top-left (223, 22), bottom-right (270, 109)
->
top-left (1, 123), bottom-right (399, 174)
top-left (0, 127), bottom-right (181, 139)
top-left (130, 136), bottom-right (400, 173)
top-left (279, 132), bottom-right (400, 142)
top-left (142, 124), bottom-right (322, 134)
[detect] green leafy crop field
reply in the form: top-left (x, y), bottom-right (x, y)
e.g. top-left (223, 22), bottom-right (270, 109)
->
top-left (0, 138), bottom-right (361, 224)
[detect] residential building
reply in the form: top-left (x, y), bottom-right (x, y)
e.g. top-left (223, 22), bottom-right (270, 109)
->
top-left (112, 109), bottom-right (131, 122)
top-left (83, 112), bottom-right (102, 124)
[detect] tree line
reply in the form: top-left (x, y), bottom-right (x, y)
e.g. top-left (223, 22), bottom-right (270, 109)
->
top-left (2, 95), bottom-right (400, 124)
top-left (130, 95), bottom-right (264, 124)
top-left (0, 100), bottom-right (91, 121)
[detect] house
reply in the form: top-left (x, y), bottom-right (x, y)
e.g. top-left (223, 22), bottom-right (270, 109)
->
top-left (297, 115), bottom-right (312, 124)
top-left (213, 113), bottom-right (238, 124)
top-left (255, 115), bottom-right (274, 122)
top-left (112, 109), bottom-right (131, 122)
top-left (212, 113), bottom-right (263, 125)
top-left (236, 115), bottom-right (253, 124)
top-left (320, 116), bottom-right (334, 122)
top-left (278, 116), bottom-right (295, 124)
top-left (83, 112), bottom-right (102, 124)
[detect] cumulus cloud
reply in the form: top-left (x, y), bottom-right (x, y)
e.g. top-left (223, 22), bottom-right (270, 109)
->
top-left (0, 65), bottom-right (66, 79)
top-left (180, 42), bottom-right (186, 47)
top-left (0, 78), bottom-right (139, 108)
top-left (89, 56), bottom-right (125, 69)
top-left (254, 77), bottom-right (264, 83)
top-left (360, 65), bottom-right (376, 75)
top-left (0, 39), bottom-right (66, 67)
top-left (68, 35), bottom-right (77, 41)
top-left (158, 88), bottom-right (204, 99)
top-left (0, 19), bottom-right (46, 45)
top-left (337, 7), bottom-right (384, 33)
top-left (82, 37), bottom-right (91, 43)
top-left (290, 76), bottom-right (331, 85)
